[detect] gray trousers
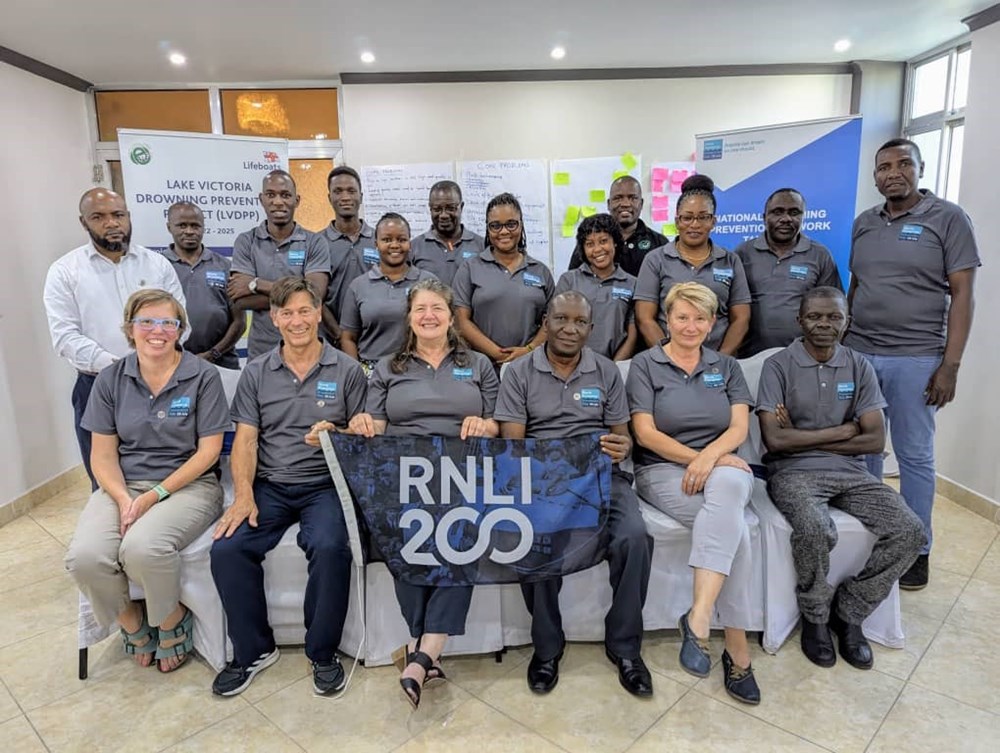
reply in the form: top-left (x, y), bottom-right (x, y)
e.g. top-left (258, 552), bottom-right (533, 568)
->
top-left (65, 475), bottom-right (222, 627)
top-left (767, 468), bottom-right (925, 624)
top-left (635, 463), bottom-right (755, 630)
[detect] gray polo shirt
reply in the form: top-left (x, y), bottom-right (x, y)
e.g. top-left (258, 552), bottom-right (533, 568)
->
top-left (231, 342), bottom-right (367, 484)
top-left (626, 343), bottom-right (752, 466)
top-left (554, 264), bottom-right (636, 359)
top-left (340, 265), bottom-right (438, 361)
top-left (757, 338), bottom-right (886, 474)
top-left (82, 351), bottom-right (231, 481)
top-left (452, 251), bottom-right (555, 349)
top-left (409, 225), bottom-right (486, 286)
top-left (734, 233), bottom-right (843, 356)
top-left (634, 240), bottom-right (751, 350)
top-left (231, 221), bottom-right (331, 359)
top-left (367, 350), bottom-right (498, 436)
top-left (321, 221), bottom-right (375, 324)
top-left (162, 246), bottom-right (238, 369)
top-left (844, 191), bottom-right (981, 356)
top-left (494, 346), bottom-right (629, 439)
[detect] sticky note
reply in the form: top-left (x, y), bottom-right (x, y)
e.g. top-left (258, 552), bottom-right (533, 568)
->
top-left (612, 169), bottom-right (630, 180)
top-left (651, 209), bottom-right (669, 223)
top-left (651, 167), bottom-right (669, 182)
top-left (651, 195), bottom-right (671, 211)
top-left (562, 224), bottom-right (576, 238)
top-left (589, 189), bottom-right (606, 203)
top-left (563, 205), bottom-right (580, 225)
top-left (553, 172), bottom-right (570, 186)
top-left (662, 223), bottom-right (678, 236)
top-left (581, 205), bottom-right (598, 218)
top-left (651, 179), bottom-right (665, 193)
top-left (670, 169), bottom-right (689, 190)
top-left (621, 152), bottom-right (638, 170)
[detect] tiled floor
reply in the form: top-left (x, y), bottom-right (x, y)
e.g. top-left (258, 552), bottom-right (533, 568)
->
top-left (1, 481), bottom-right (998, 753)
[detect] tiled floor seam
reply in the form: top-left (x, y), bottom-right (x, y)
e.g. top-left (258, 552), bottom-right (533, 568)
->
top-left (619, 684), bottom-right (701, 753)
top-left (153, 703), bottom-right (307, 753)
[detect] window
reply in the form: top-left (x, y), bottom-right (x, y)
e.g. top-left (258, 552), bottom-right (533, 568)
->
top-left (903, 42), bottom-right (970, 200)
top-left (220, 89), bottom-right (339, 139)
top-left (95, 90), bottom-right (212, 141)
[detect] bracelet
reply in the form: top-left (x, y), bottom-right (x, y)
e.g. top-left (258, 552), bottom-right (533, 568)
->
top-left (526, 343), bottom-right (535, 351)
top-left (152, 484), bottom-right (171, 502)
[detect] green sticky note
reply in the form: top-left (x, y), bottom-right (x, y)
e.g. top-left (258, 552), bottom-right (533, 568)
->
top-left (553, 172), bottom-right (571, 186)
top-left (612, 169), bottom-right (629, 180)
top-left (563, 205), bottom-right (580, 224)
top-left (589, 189), bottom-right (606, 203)
top-left (662, 223), bottom-right (678, 237)
top-left (581, 205), bottom-right (598, 218)
top-left (621, 152), bottom-right (638, 170)
top-left (562, 224), bottom-right (576, 238)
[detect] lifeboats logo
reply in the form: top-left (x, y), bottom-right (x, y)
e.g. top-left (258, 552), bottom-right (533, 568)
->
top-left (262, 151), bottom-right (280, 163)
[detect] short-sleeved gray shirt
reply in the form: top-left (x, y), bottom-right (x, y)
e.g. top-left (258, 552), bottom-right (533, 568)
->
top-left (231, 222), bottom-right (331, 359)
top-left (367, 350), bottom-right (498, 436)
top-left (231, 342), bottom-right (367, 484)
top-left (626, 343), bottom-right (752, 466)
top-left (340, 265), bottom-right (438, 361)
top-left (845, 191), bottom-right (981, 356)
top-left (554, 264), bottom-right (636, 359)
top-left (734, 234), bottom-right (843, 356)
top-left (162, 246), bottom-right (238, 369)
top-left (82, 351), bottom-right (231, 480)
top-left (494, 346), bottom-right (629, 439)
top-left (320, 221), bottom-right (375, 324)
top-left (452, 250), bottom-right (555, 348)
top-left (756, 338), bottom-right (886, 474)
top-left (634, 240), bottom-right (752, 350)
top-left (409, 225), bottom-right (486, 286)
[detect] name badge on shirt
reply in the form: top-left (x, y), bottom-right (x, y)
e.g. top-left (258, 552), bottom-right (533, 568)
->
top-left (362, 247), bottom-right (379, 266)
top-left (452, 367), bottom-right (474, 381)
top-left (205, 270), bottom-right (227, 289)
top-left (703, 373), bottom-right (725, 389)
top-left (316, 381), bottom-right (338, 400)
top-left (167, 396), bottom-right (191, 417)
top-left (789, 264), bottom-right (810, 281)
top-left (462, 249), bottom-right (477, 259)
top-left (287, 248), bottom-right (306, 266)
top-left (837, 382), bottom-right (855, 400)
top-left (899, 224), bottom-right (924, 242)
top-left (611, 286), bottom-right (634, 301)
top-left (523, 272), bottom-right (544, 288)
top-left (577, 388), bottom-right (602, 407)
top-left (712, 266), bottom-right (734, 286)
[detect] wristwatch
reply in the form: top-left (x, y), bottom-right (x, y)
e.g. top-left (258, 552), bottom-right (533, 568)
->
top-left (248, 277), bottom-right (259, 293)
top-left (209, 348), bottom-right (223, 362)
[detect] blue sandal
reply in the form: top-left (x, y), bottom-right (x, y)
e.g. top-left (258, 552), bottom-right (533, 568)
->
top-left (155, 607), bottom-right (193, 673)
top-left (120, 612), bottom-right (157, 665)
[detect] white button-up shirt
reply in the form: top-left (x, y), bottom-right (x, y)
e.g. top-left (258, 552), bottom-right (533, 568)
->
top-left (43, 242), bottom-right (187, 373)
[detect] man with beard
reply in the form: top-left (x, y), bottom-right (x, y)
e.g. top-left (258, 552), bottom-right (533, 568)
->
top-left (567, 176), bottom-right (669, 276)
top-left (409, 180), bottom-right (485, 285)
top-left (44, 188), bottom-right (186, 489)
top-left (162, 202), bottom-right (243, 369)
top-left (734, 189), bottom-right (842, 356)
top-left (229, 170), bottom-right (330, 360)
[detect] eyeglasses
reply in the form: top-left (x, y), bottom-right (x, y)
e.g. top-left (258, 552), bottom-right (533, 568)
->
top-left (676, 214), bottom-right (714, 225)
top-left (487, 219), bottom-right (521, 232)
top-left (131, 317), bottom-right (181, 333)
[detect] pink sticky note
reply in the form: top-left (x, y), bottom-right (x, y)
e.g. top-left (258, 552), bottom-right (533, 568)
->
top-left (651, 178), bottom-right (665, 193)
top-left (651, 208), bottom-right (670, 223)
top-left (651, 195), bottom-right (671, 211)
top-left (651, 167), bottom-right (669, 183)
top-left (670, 169), bottom-right (689, 190)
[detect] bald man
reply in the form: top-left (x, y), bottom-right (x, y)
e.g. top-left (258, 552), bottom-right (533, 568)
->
top-left (44, 188), bottom-right (186, 488)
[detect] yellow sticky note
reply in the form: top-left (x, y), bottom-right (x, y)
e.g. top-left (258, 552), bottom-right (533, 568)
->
top-left (589, 189), bottom-right (606, 203)
top-left (562, 224), bottom-right (576, 238)
top-left (662, 223), bottom-right (678, 237)
top-left (621, 152), bottom-right (638, 170)
top-left (581, 205), bottom-right (598, 218)
top-left (612, 169), bottom-right (630, 180)
top-left (564, 205), bottom-right (580, 224)
top-left (553, 172), bottom-right (571, 186)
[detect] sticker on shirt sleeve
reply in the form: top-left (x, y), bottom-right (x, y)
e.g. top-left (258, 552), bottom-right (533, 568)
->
top-left (205, 270), bottom-right (227, 288)
top-left (578, 387), bottom-right (602, 407)
top-left (712, 266), bottom-right (734, 286)
top-left (167, 396), bottom-right (191, 417)
top-left (287, 248), bottom-right (306, 266)
top-left (316, 381), bottom-right (338, 400)
top-left (362, 247), bottom-right (379, 266)
top-left (611, 286), bottom-right (634, 301)
top-left (523, 273), bottom-right (544, 288)
top-left (789, 264), bottom-right (810, 281)
top-left (836, 381), bottom-right (856, 400)
top-left (452, 367), bottom-right (474, 381)
top-left (702, 373), bottom-right (725, 389)
top-left (899, 224), bottom-right (924, 242)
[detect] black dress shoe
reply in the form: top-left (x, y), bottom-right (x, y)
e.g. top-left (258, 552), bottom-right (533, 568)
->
top-left (722, 650), bottom-right (760, 705)
top-left (677, 611), bottom-right (711, 678)
top-left (527, 651), bottom-right (562, 694)
top-left (800, 619), bottom-right (836, 668)
top-left (899, 554), bottom-right (929, 591)
top-left (605, 648), bottom-right (653, 697)
top-left (829, 612), bottom-right (873, 670)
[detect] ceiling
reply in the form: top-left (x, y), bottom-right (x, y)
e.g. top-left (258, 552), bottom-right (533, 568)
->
top-left (2, 1), bottom-right (990, 85)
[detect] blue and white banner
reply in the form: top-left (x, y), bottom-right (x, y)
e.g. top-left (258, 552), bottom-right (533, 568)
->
top-left (696, 116), bottom-right (862, 284)
top-left (329, 433), bottom-right (613, 586)
top-left (118, 129), bottom-right (289, 256)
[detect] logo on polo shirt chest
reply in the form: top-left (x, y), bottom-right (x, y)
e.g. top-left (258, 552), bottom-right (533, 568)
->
top-left (899, 224), bottom-right (924, 242)
top-left (522, 273), bottom-right (543, 288)
top-left (462, 249), bottom-right (477, 259)
top-left (702, 373), bottom-right (724, 389)
top-left (638, 239), bottom-right (652, 251)
top-left (167, 396), bottom-right (191, 417)
top-left (452, 367), bottom-right (474, 381)
top-left (316, 381), bottom-right (338, 405)
top-left (362, 247), bottom-right (379, 266)
top-left (837, 382), bottom-right (855, 400)
top-left (205, 270), bottom-right (227, 289)
top-left (712, 266), bottom-right (734, 286)
top-left (611, 286), bottom-right (634, 301)
top-left (287, 248), bottom-right (306, 266)
top-left (575, 388), bottom-right (602, 407)
top-left (789, 264), bottom-right (810, 281)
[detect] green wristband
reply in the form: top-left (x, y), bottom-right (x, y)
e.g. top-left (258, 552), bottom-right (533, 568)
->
top-left (152, 484), bottom-right (170, 502)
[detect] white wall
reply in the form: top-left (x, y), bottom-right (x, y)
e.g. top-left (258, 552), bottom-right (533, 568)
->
top-left (935, 22), bottom-right (1000, 504)
top-left (852, 61), bottom-right (905, 212)
top-left (0, 63), bottom-right (94, 508)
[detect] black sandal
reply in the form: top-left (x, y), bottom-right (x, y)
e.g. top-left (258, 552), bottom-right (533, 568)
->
top-left (399, 649), bottom-right (434, 710)
top-left (392, 639), bottom-right (446, 684)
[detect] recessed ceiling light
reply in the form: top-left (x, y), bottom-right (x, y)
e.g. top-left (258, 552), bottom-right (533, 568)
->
top-left (550, 46), bottom-right (566, 60)
top-left (168, 51), bottom-right (187, 66)
top-left (833, 39), bottom-right (851, 53)
top-left (360, 51), bottom-right (375, 64)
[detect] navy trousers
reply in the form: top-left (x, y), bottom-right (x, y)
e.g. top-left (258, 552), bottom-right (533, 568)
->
top-left (210, 478), bottom-right (353, 666)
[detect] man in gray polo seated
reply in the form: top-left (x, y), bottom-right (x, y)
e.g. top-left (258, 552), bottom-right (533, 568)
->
top-left (756, 287), bottom-right (924, 670)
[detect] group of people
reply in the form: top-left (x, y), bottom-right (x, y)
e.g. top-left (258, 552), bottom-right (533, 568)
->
top-left (42, 137), bottom-right (979, 709)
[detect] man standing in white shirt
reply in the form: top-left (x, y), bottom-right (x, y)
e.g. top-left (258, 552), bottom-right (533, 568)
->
top-left (44, 188), bottom-right (186, 489)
